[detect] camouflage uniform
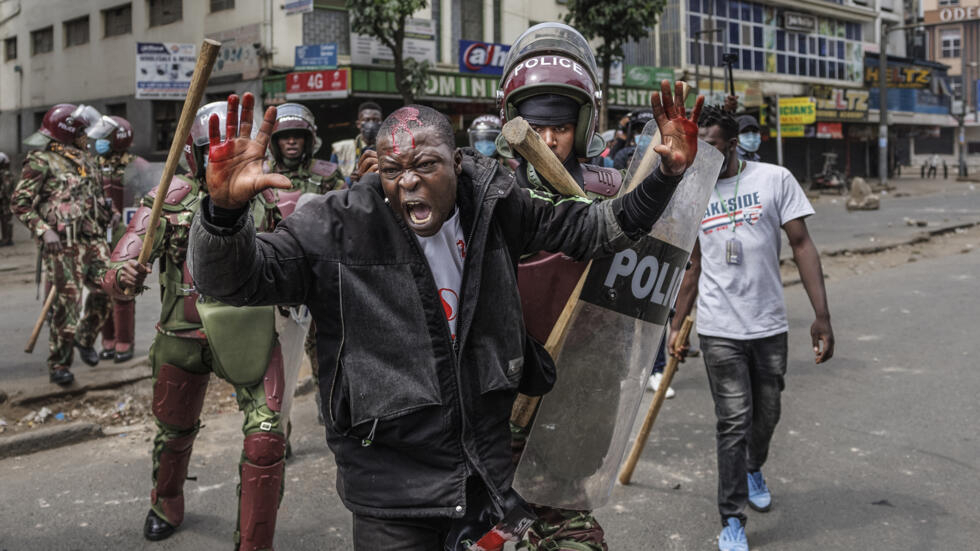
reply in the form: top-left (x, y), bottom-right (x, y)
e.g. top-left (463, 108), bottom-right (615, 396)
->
top-left (98, 151), bottom-right (137, 359)
top-left (1, 163), bottom-right (14, 245)
top-left (12, 142), bottom-right (113, 372)
top-left (102, 174), bottom-right (296, 551)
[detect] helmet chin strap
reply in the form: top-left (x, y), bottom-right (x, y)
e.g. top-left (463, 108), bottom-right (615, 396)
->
top-left (281, 155), bottom-right (302, 169)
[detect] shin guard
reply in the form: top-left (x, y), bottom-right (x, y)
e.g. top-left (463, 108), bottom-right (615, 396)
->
top-left (113, 299), bottom-right (136, 352)
top-left (151, 432), bottom-right (197, 527)
top-left (152, 363), bottom-right (210, 429)
top-left (238, 432), bottom-right (287, 551)
top-left (101, 311), bottom-right (115, 350)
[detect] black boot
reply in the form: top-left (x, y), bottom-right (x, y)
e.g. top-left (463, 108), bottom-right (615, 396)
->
top-left (74, 341), bottom-right (100, 367)
top-left (49, 367), bottom-right (75, 386)
top-left (99, 349), bottom-right (116, 360)
top-left (143, 508), bottom-right (177, 541)
top-left (114, 347), bottom-right (134, 363)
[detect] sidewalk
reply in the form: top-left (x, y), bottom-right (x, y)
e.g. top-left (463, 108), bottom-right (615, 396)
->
top-left (784, 176), bottom-right (980, 259)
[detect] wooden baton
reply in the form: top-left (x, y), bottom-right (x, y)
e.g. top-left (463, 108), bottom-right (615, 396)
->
top-left (24, 286), bottom-right (57, 353)
top-left (135, 39), bottom-right (221, 267)
top-left (504, 115), bottom-right (589, 427)
top-left (501, 117), bottom-right (587, 199)
top-left (618, 315), bottom-right (694, 485)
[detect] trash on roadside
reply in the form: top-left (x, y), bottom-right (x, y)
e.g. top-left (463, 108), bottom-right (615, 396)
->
top-left (54, 412), bottom-right (66, 421)
top-left (37, 407), bottom-right (52, 423)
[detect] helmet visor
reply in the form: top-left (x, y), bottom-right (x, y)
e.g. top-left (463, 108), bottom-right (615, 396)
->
top-left (468, 128), bottom-right (501, 146)
top-left (502, 23), bottom-right (599, 83)
top-left (274, 103), bottom-right (316, 132)
top-left (70, 105), bottom-right (102, 130)
top-left (85, 116), bottom-right (120, 140)
top-left (190, 100), bottom-right (262, 147)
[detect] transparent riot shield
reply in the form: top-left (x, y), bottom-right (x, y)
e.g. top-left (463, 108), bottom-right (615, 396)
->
top-left (512, 123), bottom-right (723, 511)
top-left (123, 157), bottom-right (162, 208)
top-left (275, 306), bottom-right (312, 424)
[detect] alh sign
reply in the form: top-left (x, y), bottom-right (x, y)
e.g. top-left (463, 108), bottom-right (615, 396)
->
top-left (925, 6), bottom-right (980, 24)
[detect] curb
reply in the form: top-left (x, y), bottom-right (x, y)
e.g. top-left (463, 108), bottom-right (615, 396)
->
top-left (0, 421), bottom-right (103, 460)
top-left (7, 360), bottom-right (151, 408)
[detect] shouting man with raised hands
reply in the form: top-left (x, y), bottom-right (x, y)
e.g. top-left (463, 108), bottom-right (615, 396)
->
top-left (187, 89), bottom-right (699, 550)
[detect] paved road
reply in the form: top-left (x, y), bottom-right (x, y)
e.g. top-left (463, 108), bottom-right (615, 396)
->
top-left (0, 222), bottom-right (162, 385)
top-left (1, 246), bottom-right (977, 549)
top-left (782, 181), bottom-right (980, 258)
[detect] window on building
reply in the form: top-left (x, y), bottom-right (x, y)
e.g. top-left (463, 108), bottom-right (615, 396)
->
top-left (461, 0), bottom-right (483, 40)
top-left (939, 0), bottom-right (959, 6)
top-left (210, 0), bottom-right (234, 11)
top-left (34, 110), bottom-right (47, 129)
top-left (106, 102), bottom-right (128, 119)
top-left (64, 16), bottom-right (90, 48)
top-left (941, 29), bottom-right (961, 58)
top-left (968, 142), bottom-right (980, 154)
top-left (31, 26), bottom-right (53, 56)
top-left (149, 0), bottom-right (182, 27)
top-left (103, 4), bottom-right (132, 37)
top-left (4, 37), bottom-right (15, 61)
top-left (152, 101), bottom-right (180, 151)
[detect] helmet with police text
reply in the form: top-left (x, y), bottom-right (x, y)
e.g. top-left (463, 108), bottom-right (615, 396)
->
top-left (269, 103), bottom-right (319, 163)
top-left (85, 115), bottom-right (133, 154)
top-left (109, 116), bottom-right (134, 152)
top-left (468, 114), bottom-right (502, 157)
top-left (497, 22), bottom-right (604, 158)
top-left (182, 100), bottom-right (262, 178)
top-left (36, 104), bottom-right (85, 145)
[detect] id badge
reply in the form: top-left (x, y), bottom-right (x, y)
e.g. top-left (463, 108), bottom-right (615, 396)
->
top-left (726, 237), bottom-right (743, 265)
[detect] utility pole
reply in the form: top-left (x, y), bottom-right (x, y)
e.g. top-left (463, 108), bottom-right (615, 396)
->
top-left (693, 27), bottom-right (723, 102)
top-left (776, 93), bottom-right (783, 166)
top-left (878, 23), bottom-right (889, 187)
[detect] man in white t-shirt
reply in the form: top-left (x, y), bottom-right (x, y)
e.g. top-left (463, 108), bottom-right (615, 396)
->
top-left (669, 105), bottom-right (835, 551)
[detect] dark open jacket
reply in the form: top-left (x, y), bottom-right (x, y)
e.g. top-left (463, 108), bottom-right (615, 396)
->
top-left (187, 151), bottom-right (644, 519)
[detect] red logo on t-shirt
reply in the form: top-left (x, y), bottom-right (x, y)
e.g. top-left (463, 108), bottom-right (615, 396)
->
top-left (440, 288), bottom-right (459, 321)
top-left (457, 239), bottom-right (466, 259)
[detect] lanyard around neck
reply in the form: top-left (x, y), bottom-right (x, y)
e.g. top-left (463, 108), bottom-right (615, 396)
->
top-left (713, 160), bottom-right (743, 233)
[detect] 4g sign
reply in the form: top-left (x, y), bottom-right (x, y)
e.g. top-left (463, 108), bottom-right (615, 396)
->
top-left (285, 69), bottom-right (349, 100)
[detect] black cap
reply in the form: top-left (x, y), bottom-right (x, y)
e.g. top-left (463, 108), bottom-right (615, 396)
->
top-left (737, 115), bottom-right (760, 133)
top-left (515, 94), bottom-right (580, 126)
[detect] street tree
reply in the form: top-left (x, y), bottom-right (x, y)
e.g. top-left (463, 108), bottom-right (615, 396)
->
top-left (563, 0), bottom-right (667, 131)
top-left (346, 0), bottom-right (430, 105)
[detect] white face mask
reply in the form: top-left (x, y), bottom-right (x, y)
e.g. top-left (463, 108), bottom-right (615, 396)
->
top-left (738, 132), bottom-right (761, 153)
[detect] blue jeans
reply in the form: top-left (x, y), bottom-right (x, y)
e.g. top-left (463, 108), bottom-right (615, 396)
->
top-left (700, 332), bottom-right (788, 525)
top-left (651, 333), bottom-right (667, 374)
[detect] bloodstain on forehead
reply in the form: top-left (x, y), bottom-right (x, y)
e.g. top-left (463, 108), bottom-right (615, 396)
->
top-left (389, 107), bottom-right (422, 154)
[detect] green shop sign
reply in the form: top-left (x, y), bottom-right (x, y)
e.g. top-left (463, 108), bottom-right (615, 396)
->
top-left (264, 67), bottom-right (674, 107)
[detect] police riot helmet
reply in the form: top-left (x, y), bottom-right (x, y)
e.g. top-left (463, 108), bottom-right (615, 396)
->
top-left (182, 100), bottom-right (262, 178)
top-left (468, 114), bottom-right (502, 157)
top-left (269, 103), bottom-right (319, 163)
top-left (497, 22), bottom-right (604, 158)
top-left (36, 104), bottom-right (85, 145)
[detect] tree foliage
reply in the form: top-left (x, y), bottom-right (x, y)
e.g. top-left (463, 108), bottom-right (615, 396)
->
top-left (347, 0), bottom-right (430, 104)
top-left (563, 0), bottom-right (667, 130)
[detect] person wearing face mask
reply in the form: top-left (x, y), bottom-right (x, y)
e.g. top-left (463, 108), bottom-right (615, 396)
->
top-left (669, 105), bottom-right (834, 551)
top-left (736, 115), bottom-right (762, 162)
top-left (86, 115), bottom-right (139, 362)
top-left (12, 104), bottom-right (113, 385)
top-left (331, 101), bottom-right (383, 184)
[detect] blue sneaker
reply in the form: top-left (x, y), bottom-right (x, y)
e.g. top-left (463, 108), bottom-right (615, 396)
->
top-left (747, 471), bottom-right (771, 512)
top-left (718, 517), bottom-right (749, 551)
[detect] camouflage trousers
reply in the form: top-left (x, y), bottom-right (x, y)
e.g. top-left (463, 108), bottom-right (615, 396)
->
top-left (511, 423), bottom-right (608, 551)
top-left (148, 333), bottom-right (286, 549)
top-left (43, 240), bottom-right (112, 370)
